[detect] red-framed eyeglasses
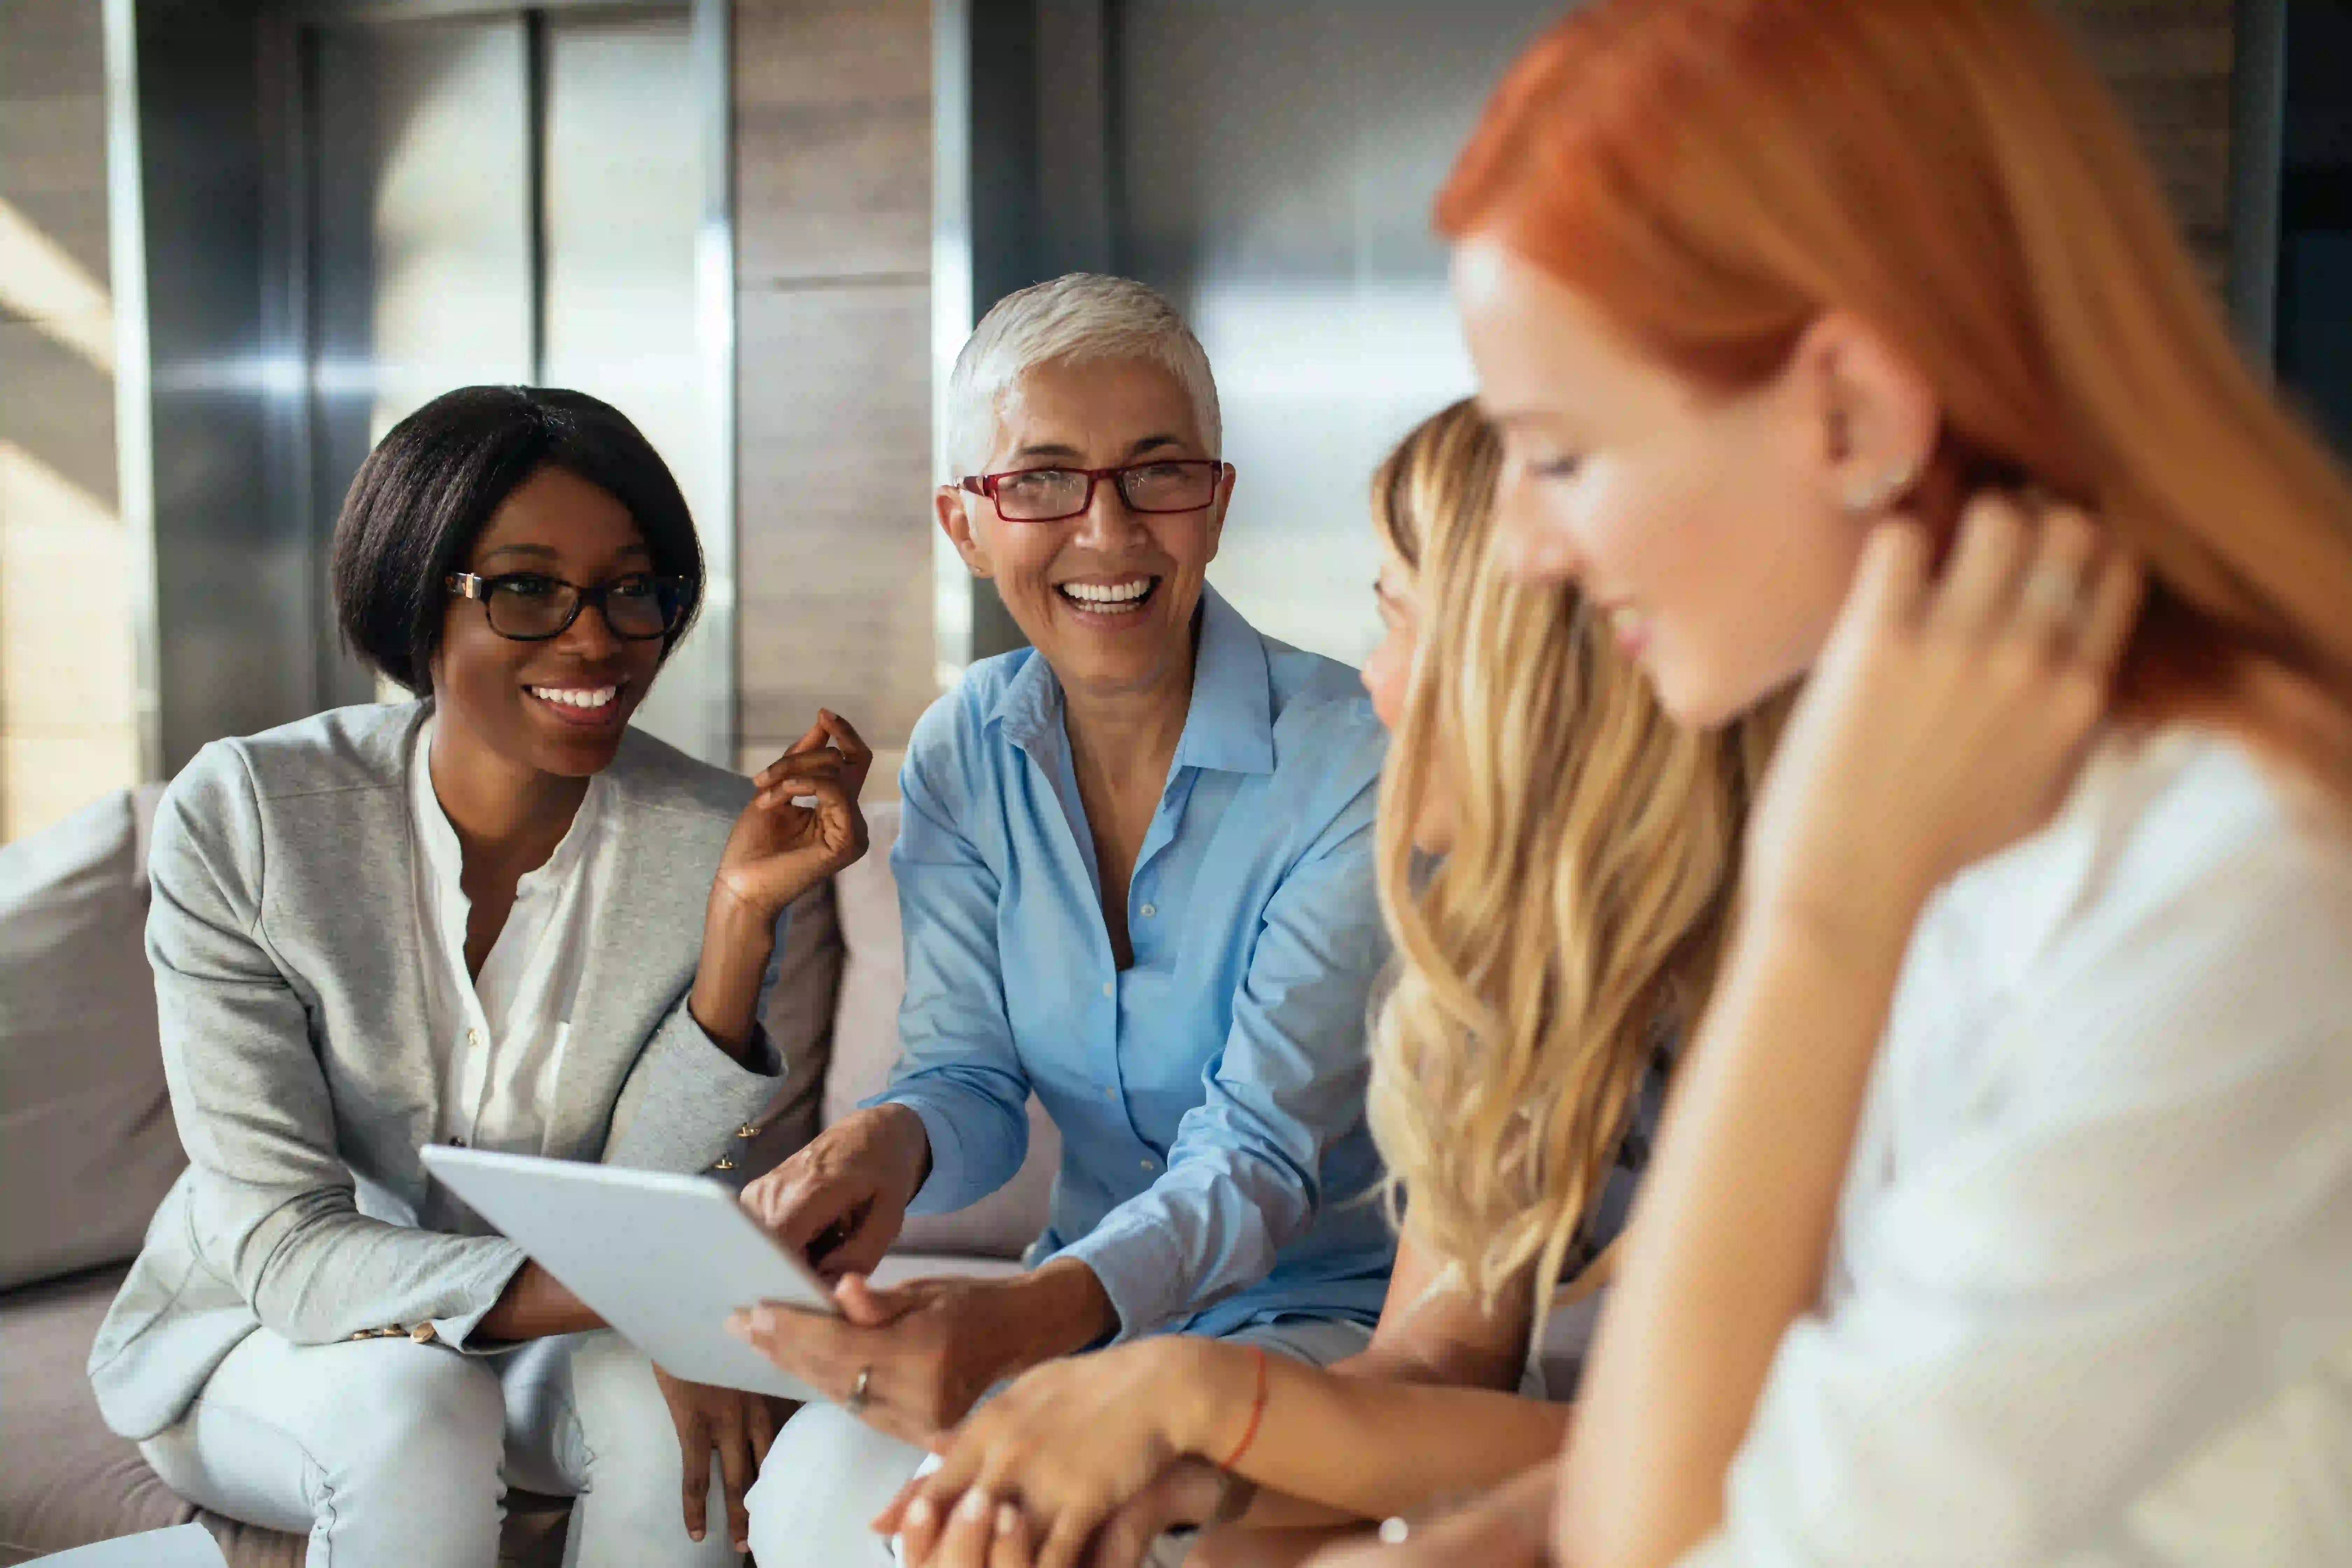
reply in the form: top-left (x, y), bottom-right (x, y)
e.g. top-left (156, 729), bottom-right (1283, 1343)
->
top-left (959, 458), bottom-right (1227, 522)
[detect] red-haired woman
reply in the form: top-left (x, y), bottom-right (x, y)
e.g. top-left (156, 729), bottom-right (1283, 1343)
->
top-left (1340, 2), bottom-right (2352, 1566)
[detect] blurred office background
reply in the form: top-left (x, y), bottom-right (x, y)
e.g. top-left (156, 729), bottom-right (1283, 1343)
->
top-left (0, 0), bottom-right (2341, 844)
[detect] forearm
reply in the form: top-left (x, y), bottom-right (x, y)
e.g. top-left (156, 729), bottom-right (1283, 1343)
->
top-left (688, 891), bottom-right (777, 1063)
top-left (1561, 901), bottom-right (1916, 1568)
top-left (1184, 1338), bottom-right (1570, 1524)
top-left (476, 1260), bottom-right (605, 1342)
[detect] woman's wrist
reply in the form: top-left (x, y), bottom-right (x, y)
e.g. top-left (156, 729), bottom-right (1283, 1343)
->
top-left (1170, 1336), bottom-right (1258, 1461)
top-left (1004, 1257), bottom-right (1119, 1365)
top-left (690, 888), bottom-right (779, 1060)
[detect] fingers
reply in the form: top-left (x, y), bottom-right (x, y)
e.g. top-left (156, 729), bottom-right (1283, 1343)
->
top-left (676, 1412), bottom-right (712, 1543)
top-left (818, 708), bottom-right (876, 797)
top-left (1926, 492), bottom-right (2030, 638)
top-left (992, 1502), bottom-right (1036, 1568)
top-left (835, 1271), bottom-right (921, 1328)
top-left (2008, 501), bottom-right (2101, 653)
top-left (715, 1400), bottom-right (756, 1552)
top-left (748, 1394), bottom-right (783, 1466)
top-left (1841, 520), bottom-right (1933, 639)
top-left (875, 1471), bottom-right (930, 1540)
top-left (1035, 1503), bottom-right (1105, 1568)
top-left (752, 756), bottom-right (846, 810)
top-left (927, 1488), bottom-right (1013, 1568)
top-left (2074, 544), bottom-right (2144, 678)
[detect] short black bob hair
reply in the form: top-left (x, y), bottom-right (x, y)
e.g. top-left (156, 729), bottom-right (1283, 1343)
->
top-left (331, 385), bottom-right (705, 695)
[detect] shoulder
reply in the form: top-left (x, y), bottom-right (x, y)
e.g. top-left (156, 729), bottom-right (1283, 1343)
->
top-left (159, 703), bottom-right (424, 839)
top-left (604, 724), bottom-right (755, 825)
top-left (1959, 730), bottom-right (2352, 1073)
top-left (902, 650), bottom-right (1038, 802)
top-left (1259, 632), bottom-right (1387, 808)
top-left (182, 702), bottom-right (425, 803)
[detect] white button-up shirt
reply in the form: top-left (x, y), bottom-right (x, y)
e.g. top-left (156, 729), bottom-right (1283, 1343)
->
top-left (410, 716), bottom-right (614, 1157)
top-left (1684, 731), bottom-right (2352, 1567)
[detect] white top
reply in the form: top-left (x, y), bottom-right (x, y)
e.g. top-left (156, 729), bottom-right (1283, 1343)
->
top-left (1684, 731), bottom-right (2352, 1567)
top-left (410, 716), bottom-right (614, 1158)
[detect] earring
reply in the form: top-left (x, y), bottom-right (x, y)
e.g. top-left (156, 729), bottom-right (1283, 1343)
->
top-left (1843, 464), bottom-right (1916, 515)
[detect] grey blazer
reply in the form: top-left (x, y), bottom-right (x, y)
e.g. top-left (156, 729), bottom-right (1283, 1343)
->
top-left (89, 701), bottom-right (790, 1441)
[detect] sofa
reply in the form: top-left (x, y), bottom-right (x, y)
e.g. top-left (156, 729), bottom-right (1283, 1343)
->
top-left (0, 788), bottom-right (1054, 1566)
top-left (1, 779), bottom-right (1599, 1565)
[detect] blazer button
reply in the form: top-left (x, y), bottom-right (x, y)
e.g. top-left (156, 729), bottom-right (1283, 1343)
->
top-left (410, 1323), bottom-right (438, 1344)
top-left (712, 1156), bottom-right (736, 1171)
top-left (736, 1123), bottom-right (759, 1140)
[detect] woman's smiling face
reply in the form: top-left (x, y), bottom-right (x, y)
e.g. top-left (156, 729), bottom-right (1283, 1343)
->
top-left (938, 356), bottom-right (1232, 708)
top-left (1452, 237), bottom-right (1869, 728)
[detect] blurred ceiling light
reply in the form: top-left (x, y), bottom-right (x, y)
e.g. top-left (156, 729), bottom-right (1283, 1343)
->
top-left (0, 196), bottom-right (115, 374)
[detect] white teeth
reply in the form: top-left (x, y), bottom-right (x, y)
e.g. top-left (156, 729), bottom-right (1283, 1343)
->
top-left (531, 685), bottom-right (618, 709)
top-left (1059, 578), bottom-right (1155, 609)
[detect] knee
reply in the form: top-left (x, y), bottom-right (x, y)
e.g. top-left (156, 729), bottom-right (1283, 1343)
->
top-left (746, 1405), bottom-right (912, 1561)
top-left (331, 1346), bottom-right (507, 1495)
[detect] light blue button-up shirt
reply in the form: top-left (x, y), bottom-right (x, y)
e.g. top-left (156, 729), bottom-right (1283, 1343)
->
top-left (871, 587), bottom-right (1396, 1341)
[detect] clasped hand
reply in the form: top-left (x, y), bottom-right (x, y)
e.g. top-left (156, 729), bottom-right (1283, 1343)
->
top-left (870, 1340), bottom-right (1245, 1568)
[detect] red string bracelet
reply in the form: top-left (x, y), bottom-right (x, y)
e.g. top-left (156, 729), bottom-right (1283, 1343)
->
top-left (1219, 1345), bottom-right (1270, 1469)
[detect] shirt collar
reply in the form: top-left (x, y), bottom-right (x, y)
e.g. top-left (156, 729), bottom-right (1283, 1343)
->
top-left (986, 584), bottom-right (1275, 777)
top-left (410, 712), bottom-right (607, 894)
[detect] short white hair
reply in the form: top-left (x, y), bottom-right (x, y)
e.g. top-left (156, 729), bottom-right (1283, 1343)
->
top-left (945, 273), bottom-right (1222, 481)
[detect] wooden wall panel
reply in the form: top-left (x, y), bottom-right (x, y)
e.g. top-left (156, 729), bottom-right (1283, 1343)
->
top-left (721, 0), bottom-right (2247, 789)
top-left (2053, 0), bottom-right (2238, 288)
top-left (733, 0), bottom-right (937, 788)
top-left (0, 0), bottom-right (140, 842)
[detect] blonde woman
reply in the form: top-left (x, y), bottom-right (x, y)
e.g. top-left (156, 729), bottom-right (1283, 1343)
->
top-left (872, 399), bottom-right (1778, 1568)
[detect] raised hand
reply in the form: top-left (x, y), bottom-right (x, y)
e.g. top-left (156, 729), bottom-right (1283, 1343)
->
top-left (1742, 492), bottom-right (2142, 940)
top-left (714, 709), bottom-right (875, 923)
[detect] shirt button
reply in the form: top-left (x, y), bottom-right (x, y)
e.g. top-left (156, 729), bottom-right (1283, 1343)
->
top-left (466, 1029), bottom-right (481, 1048)
top-left (1101, 981), bottom-right (1114, 999)
top-left (1139, 904), bottom-right (1157, 919)
top-left (1140, 1158), bottom-right (1157, 1171)
top-left (1102, 1087), bottom-right (1116, 1101)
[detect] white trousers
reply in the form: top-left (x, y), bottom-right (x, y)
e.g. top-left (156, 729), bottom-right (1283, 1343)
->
top-left (743, 1317), bottom-right (1375, 1568)
top-left (138, 1328), bottom-right (742, 1568)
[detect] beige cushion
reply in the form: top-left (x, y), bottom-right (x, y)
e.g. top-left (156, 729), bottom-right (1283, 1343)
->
top-left (738, 877), bottom-right (845, 1167)
top-left (827, 803), bottom-right (1059, 1262)
top-left (0, 786), bottom-right (187, 1292)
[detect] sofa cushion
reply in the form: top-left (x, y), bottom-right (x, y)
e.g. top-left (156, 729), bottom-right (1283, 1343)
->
top-left (827, 802), bottom-right (1059, 1261)
top-left (0, 785), bottom-right (187, 1292)
top-left (747, 876), bottom-right (845, 1161)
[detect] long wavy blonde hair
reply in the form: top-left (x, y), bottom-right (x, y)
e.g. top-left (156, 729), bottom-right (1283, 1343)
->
top-left (1366, 399), bottom-right (1781, 1310)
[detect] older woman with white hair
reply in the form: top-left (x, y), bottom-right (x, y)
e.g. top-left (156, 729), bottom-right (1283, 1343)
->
top-left (732, 274), bottom-right (1398, 1563)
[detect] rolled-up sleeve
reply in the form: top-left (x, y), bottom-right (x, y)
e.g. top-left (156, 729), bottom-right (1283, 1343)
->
top-left (150, 745), bottom-right (526, 1352)
top-left (871, 749), bottom-right (1035, 1214)
top-left (1678, 858), bottom-right (2352, 1566)
top-left (1059, 775), bottom-right (1386, 1339)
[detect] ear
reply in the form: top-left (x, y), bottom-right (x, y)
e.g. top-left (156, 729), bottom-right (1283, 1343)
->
top-left (934, 485), bottom-right (994, 579)
top-left (1788, 310), bottom-right (1941, 514)
top-left (1202, 462), bottom-right (1237, 564)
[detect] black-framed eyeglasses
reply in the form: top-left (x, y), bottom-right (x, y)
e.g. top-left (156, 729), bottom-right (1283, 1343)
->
top-left (959, 458), bottom-right (1226, 523)
top-left (445, 570), bottom-right (690, 642)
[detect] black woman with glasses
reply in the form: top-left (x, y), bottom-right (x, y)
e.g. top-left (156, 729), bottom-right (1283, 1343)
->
top-left (88, 385), bottom-right (870, 1568)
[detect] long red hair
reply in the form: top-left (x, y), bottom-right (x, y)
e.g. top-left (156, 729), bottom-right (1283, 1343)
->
top-left (1438, 0), bottom-right (2352, 789)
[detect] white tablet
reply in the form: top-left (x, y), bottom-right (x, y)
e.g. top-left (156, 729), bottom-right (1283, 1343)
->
top-left (421, 1144), bottom-right (838, 1400)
